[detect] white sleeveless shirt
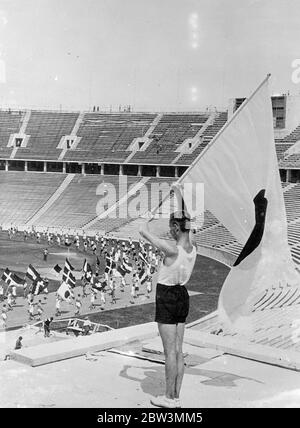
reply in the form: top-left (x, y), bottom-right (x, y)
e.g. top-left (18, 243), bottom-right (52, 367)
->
top-left (157, 245), bottom-right (197, 286)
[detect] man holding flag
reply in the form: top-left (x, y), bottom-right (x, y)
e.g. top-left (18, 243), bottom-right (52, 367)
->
top-left (140, 211), bottom-right (197, 408)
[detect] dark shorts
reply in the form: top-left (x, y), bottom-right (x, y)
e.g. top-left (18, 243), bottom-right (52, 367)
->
top-left (155, 283), bottom-right (189, 324)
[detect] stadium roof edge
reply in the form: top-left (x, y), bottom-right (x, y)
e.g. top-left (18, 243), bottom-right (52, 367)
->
top-left (0, 108), bottom-right (227, 115)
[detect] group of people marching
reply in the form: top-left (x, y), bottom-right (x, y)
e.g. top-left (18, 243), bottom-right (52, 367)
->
top-left (54, 234), bottom-right (161, 316)
top-left (0, 227), bottom-right (162, 329)
top-left (6, 224), bottom-right (102, 254)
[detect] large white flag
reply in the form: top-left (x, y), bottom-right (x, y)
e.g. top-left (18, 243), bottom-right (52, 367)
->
top-left (177, 76), bottom-right (300, 334)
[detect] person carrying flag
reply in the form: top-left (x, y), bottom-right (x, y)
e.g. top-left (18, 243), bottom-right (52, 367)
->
top-left (28, 298), bottom-right (35, 320)
top-left (27, 289), bottom-right (33, 305)
top-left (1, 304), bottom-right (7, 327)
top-left (98, 276), bottom-right (106, 309)
top-left (110, 278), bottom-right (117, 305)
top-left (130, 270), bottom-right (138, 304)
top-left (89, 289), bottom-right (96, 310)
top-left (146, 274), bottom-right (152, 298)
top-left (43, 278), bottom-right (49, 295)
top-left (82, 259), bottom-right (93, 294)
top-left (91, 240), bottom-right (97, 255)
top-left (95, 256), bottom-right (101, 274)
top-left (120, 275), bottom-right (126, 292)
top-left (55, 296), bottom-right (61, 317)
top-left (11, 285), bottom-right (17, 304)
top-left (75, 294), bottom-right (82, 316)
top-left (7, 292), bottom-right (13, 311)
top-left (22, 280), bottom-right (28, 299)
top-left (36, 299), bottom-right (43, 321)
top-left (139, 210), bottom-right (197, 409)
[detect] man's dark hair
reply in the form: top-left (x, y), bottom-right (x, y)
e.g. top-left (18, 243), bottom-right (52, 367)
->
top-left (169, 211), bottom-right (191, 232)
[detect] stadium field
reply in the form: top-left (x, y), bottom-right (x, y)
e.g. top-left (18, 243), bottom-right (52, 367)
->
top-left (0, 231), bottom-right (230, 329)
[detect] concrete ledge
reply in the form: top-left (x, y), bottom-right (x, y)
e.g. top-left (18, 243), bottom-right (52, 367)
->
top-left (184, 330), bottom-right (300, 372)
top-left (10, 322), bottom-right (158, 367)
top-left (186, 310), bottom-right (218, 329)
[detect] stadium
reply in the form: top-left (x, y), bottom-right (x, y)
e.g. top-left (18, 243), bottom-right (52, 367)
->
top-left (1, 0), bottom-right (300, 411)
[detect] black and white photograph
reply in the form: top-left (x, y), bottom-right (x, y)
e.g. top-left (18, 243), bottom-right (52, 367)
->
top-left (0, 0), bottom-right (300, 412)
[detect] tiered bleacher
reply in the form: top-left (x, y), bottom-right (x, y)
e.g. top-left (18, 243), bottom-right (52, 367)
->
top-left (275, 123), bottom-right (300, 167)
top-left (63, 113), bottom-right (156, 163)
top-left (86, 176), bottom-right (177, 233)
top-left (0, 110), bottom-right (24, 158)
top-left (192, 301), bottom-right (300, 354)
top-left (176, 112), bottom-right (228, 164)
top-left (275, 142), bottom-right (294, 161)
top-left (283, 183), bottom-right (300, 222)
top-left (130, 113), bottom-right (210, 164)
top-left (15, 111), bottom-right (79, 160)
top-left (277, 123), bottom-right (300, 144)
top-left (279, 153), bottom-right (300, 168)
top-left (34, 175), bottom-right (131, 229)
top-left (0, 171), bottom-right (66, 225)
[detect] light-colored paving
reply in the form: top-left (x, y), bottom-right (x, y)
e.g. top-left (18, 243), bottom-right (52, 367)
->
top-left (1, 324), bottom-right (300, 407)
top-left (10, 322), bottom-right (158, 366)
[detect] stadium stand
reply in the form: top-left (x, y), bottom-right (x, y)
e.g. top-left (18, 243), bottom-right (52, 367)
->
top-left (0, 171), bottom-right (67, 225)
top-left (24, 175), bottom-right (174, 231)
top-left (176, 112), bottom-right (228, 164)
top-left (63, 113), bottom-right (156, 163)
top-left (279, 153), bottom-right (300, 168)
top-left (0, 108), bottom-right (299, 270)
top-left (283, 183), bottom-right (300, 222)
top-left (190, 302), bottom-right (300, 354)
top-left (33, 175), bottom-right (126, 229)
top-left (275, 121), bottom-right (300, 167)
top-left (0, 110), bottom-right (24, 158)
top-left (277, 123), bottom-right (300, 144)
top-left (15, 111), bottom-right (79, 160)
top-left (275, 142), bottom-right (294, 161)
top-left (129, 113), bottom-right (210, 164)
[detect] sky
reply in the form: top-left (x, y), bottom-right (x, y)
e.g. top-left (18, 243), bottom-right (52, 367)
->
top-left (0, 0), bottom-right (300, 111)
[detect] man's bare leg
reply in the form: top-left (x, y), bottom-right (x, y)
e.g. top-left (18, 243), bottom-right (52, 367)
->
top-left (175, 322), bottom-right (185, 399)
top-left (158, 323), bottom-right (177, 399)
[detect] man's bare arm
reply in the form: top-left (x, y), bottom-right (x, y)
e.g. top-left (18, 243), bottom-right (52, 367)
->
top-left (139, 221), bottom-right (177, 257)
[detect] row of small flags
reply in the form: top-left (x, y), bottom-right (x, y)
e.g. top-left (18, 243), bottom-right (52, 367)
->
top-left (1, 268), bottom-right (24, 287)
top-left (104, 251), bottom-right (152, 285)
top-left (53, 258), bottom-right (76, 288)
top-left (1, 244), bottom-right (153, 298)
top-left (1, 264), bottom-right (45, 295)
top-left (55, 258), bottom-right (79, 301)
top-left (55, 258), bottom-right (105, 301)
